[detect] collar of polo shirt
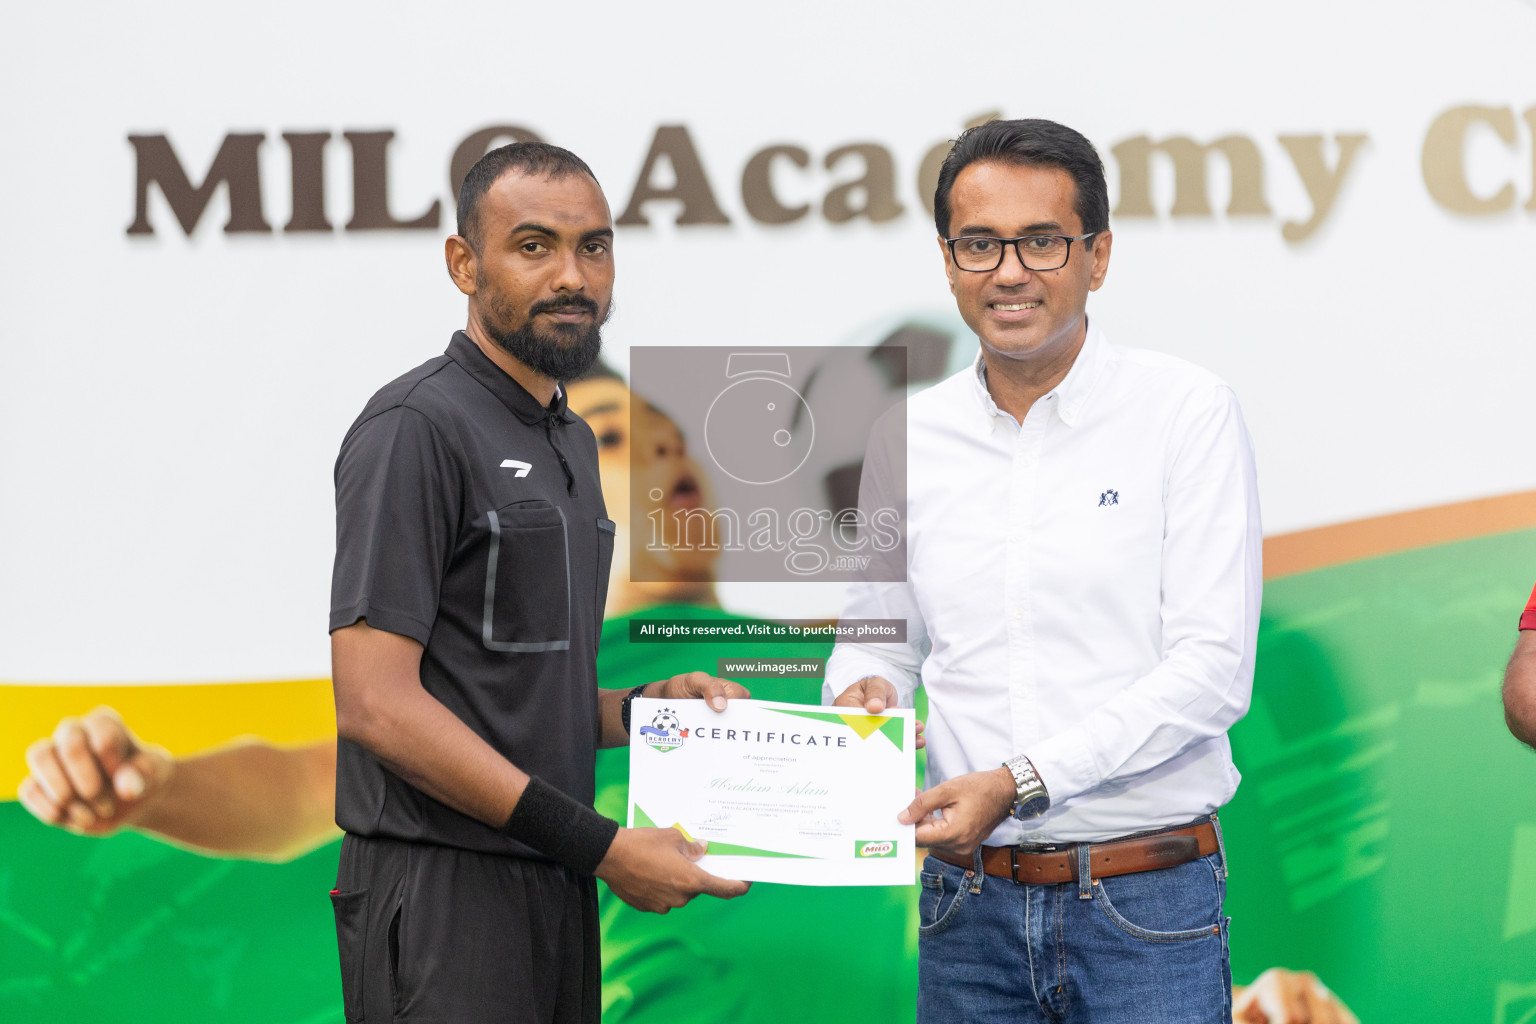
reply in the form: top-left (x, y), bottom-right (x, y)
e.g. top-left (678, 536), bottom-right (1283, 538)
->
top-left (447, 331), bottom-right (575, 427)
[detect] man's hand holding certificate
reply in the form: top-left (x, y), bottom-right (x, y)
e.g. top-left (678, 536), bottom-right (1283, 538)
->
top-left (627, 697), bottom-right (916, 886)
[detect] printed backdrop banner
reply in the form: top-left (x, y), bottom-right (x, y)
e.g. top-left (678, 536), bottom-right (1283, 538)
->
top-left (2, 1), bottom-right (1535, 1021)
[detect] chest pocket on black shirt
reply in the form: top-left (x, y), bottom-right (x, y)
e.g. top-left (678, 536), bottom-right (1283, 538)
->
top-left (482, 501), bottom-right (570, 652)
top-left (595, 517), bottom-right (616, 624)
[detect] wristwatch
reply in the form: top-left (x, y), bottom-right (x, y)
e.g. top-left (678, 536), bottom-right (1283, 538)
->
top-left (620, 684), bottom-right (650, 735)
top-left (1002, 754), bottom-right (1050, 820)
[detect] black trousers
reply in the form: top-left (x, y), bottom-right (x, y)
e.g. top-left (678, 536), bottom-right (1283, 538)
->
top-left (331, 834), bottom-right (600, 1024)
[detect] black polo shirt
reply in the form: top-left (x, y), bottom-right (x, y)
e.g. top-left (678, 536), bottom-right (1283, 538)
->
top-left (330, 331), bottom-right (614, 858)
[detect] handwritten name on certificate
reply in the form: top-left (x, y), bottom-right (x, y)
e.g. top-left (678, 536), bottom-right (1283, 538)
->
top-left (626, 697), bottom-right (915, 886)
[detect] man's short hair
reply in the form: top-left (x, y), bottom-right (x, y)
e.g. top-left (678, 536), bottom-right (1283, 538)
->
top-left (933, 119), bottom-right (1109, 240)
top-left (456, 142), bottom-right (600, 251)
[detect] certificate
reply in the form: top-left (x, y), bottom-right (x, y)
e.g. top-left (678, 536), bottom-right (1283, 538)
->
top-left (626, 697), bottom-right (915, 886)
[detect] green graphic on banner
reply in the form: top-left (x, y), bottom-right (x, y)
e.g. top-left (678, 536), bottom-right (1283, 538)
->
top-left (1493, 978), bottom-right (1536, 1024)
top-left (0, 803), bottom-right (343, 1024)
top-left (8, 528), bottom-right (1536, 1024)
top-left (1221, 526), bottom-right (1536, 1023)
top-left (1503, 825), bottom-right (1536, 942)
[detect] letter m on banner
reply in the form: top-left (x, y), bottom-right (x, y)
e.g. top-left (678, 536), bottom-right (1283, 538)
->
top-left (127, 134), bottom-right (272, 236)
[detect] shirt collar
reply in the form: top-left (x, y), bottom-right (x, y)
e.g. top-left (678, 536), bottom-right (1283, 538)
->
top-left (969, 319), bottom-right (1105, 429)
top-left (446, 330), bottom-right (571, 426)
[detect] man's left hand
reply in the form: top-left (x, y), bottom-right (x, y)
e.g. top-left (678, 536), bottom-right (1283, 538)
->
top-left (899, 767), bottom-right (1016, 856)
top-left (649, 672), bottom-right (751, 712)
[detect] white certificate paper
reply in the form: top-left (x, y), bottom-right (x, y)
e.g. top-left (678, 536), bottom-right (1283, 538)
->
top-left (626, 697), bottom-right (915, 886)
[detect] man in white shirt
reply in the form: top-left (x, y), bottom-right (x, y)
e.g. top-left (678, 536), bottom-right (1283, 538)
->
top-left (825, 118), bottom-right (1262, 1023)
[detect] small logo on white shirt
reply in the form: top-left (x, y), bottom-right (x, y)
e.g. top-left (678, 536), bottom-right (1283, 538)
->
top-left (500, 459), bottom-right (532, 478)
top-left (1098, 489), bottom-right (1119, 507)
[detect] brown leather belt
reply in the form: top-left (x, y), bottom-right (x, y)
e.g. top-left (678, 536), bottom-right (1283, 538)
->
top-left (932, 819), bottom-right (1219, 885)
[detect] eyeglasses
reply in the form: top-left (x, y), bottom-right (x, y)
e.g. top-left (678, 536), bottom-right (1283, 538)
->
top-left (945, 233), bottom-right (1097, 273)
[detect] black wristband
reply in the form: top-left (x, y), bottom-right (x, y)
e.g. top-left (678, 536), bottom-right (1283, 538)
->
top-left (620, 684), bottom-right (650, 735)
top-left (500, 776), bottom-right (619, 876)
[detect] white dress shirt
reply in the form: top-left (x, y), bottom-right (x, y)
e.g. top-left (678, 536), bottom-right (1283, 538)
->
top-left (823, 322), bottom-right (1262, 844)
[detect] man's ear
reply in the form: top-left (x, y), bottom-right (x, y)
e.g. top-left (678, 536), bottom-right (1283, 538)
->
top-left (937, 235), bottom-right (958, 296)
top-left (445, 235), bottom-right (478, 296)
top-left (1087, 229), bottom-right (1112, 293)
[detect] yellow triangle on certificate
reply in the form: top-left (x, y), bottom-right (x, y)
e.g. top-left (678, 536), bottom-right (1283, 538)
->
top-left (837, 714), bottom-right (890, 739)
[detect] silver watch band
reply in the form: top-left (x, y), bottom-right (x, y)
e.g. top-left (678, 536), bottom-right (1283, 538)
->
top-left (1003, 754), bottom-right (1050, 820)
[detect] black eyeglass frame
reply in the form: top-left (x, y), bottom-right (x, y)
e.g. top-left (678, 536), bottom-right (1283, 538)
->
top-left (944, 232), bottom-right (1098, 273)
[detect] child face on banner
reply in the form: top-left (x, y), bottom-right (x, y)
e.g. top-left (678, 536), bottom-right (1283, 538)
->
top-left (568, 376), bottom-right (718, 586)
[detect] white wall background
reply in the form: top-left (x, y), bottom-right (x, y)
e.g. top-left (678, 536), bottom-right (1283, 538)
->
top-left (3, 0), bottom-right (1533, 681)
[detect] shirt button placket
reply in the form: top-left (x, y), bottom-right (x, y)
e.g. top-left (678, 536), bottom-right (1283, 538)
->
top-left (1007, 409), bottom-right (1045, 765)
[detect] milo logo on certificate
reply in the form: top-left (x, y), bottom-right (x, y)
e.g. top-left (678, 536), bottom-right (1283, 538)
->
top-left (855, 840), bottom-right (897, 858)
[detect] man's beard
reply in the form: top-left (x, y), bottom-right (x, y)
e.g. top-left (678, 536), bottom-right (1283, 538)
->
top-left (480, 293), bottom-right (608, 382)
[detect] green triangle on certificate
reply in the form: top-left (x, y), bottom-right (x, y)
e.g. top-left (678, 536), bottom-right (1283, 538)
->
top-left (769, 707), bottom-right (890, 738)
top-left (768, 707), bottom-right (853, 728)
top-left (699, 840), bottom-right (814, 859)
top-left (765, 708), bottom-right (905, 751)
top-left (633, 804), bottom-right (813, 859)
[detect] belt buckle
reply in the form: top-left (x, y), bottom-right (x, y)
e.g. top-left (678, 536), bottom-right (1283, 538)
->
top-left (1009, 847), bottom-right (1020, 884)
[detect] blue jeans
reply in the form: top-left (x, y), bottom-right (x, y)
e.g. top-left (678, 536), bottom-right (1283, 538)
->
top-left (917, 832), bottom-right (1231, 1023)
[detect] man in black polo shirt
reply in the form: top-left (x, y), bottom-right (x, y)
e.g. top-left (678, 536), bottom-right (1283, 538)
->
top-left (328, 142), bottom-right (749, 1024)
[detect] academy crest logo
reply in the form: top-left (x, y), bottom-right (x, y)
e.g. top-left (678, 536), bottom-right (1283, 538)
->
top-left (638, 708), bottom-right (688, 753)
